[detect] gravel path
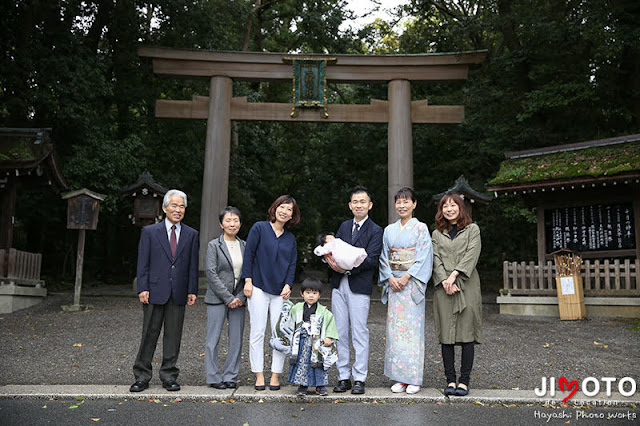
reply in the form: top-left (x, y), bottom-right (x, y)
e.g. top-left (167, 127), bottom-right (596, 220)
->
top-left (1, 285), bottom-right (638, 391)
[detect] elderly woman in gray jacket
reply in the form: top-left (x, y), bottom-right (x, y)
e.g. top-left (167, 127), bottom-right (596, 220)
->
top-left (205, 206), bottom-right (246, 389)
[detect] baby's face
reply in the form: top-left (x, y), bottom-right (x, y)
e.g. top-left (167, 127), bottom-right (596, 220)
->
top-left (324, 235), bottom-right (335, 244)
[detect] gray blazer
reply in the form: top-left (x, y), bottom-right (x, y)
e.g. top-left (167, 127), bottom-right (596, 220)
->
top-left (205, 234), bottom-right (247, 305)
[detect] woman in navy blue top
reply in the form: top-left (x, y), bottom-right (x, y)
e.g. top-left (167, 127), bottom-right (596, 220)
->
top-left (243, 195), bottom-right (300, 391)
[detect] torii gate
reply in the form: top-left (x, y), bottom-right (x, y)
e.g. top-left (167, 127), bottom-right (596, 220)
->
top-left (138, 47), bottom-right (486, 269)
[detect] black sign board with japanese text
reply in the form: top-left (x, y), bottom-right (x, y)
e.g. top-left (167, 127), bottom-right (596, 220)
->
top-left (545, 203), bottom-right (635, 253)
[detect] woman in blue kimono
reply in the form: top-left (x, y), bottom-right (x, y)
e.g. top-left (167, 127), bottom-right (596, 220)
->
top-left (378, 187), bottom-right (433, 394)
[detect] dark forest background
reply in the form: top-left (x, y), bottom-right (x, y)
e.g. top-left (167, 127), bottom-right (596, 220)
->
top-left (1, 0), bottom-right (639, 288)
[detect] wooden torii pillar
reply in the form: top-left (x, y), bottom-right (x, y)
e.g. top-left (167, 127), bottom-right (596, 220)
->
top-left (138, 48), bottom-right (486, 269)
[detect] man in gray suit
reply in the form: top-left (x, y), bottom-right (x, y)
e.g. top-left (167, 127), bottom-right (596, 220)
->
top-left (327, 186), bottom-right (383, 395)
top-left (204, 206), bottom-right (247, 389)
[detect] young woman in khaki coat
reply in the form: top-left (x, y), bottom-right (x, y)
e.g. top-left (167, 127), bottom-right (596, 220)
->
top-left (432, 193), bottom-right (482, 397)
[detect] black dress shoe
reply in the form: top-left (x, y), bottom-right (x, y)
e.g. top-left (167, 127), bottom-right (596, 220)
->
top-left (224, 382), bottom-right (237, 389)
top-left (454, 385), bottom-right (469, 396)
top-left (351, 381), bottom-right (365, 394)
top-left (269, 385), bottom-right (280, 391)
top-left (209, 382), bottom-right (226, 389)
top-left (162, 381), bottom-right (181, 392)
top-left (333, 379), bottom-right (351, 393)
top-left (129, 381), bottom-right (149, 392)
top-left (254, 384), bottom-right (266, 391)
top-left (444, 385), bottom-right (456, 396)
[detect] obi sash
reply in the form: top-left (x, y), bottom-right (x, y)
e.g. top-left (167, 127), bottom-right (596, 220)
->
top-left (389, 247), bottom-right (416, 271)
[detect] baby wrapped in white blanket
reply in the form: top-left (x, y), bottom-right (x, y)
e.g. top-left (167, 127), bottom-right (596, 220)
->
top-left (314, 234), bottom-right (367, 270)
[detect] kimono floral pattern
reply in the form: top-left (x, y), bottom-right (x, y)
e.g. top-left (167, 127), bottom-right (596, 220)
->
top-left (379, 218), bottom-right (433, 385)
top-left (384, 278), bottom-right (426, 384)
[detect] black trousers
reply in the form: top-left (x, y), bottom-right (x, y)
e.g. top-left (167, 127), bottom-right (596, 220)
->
top-left (441, 342), bottom-right (475, 386)
top-left (133, 297), bottom-right (186, 383)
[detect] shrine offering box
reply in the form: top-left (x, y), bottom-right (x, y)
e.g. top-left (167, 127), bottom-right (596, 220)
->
top-left (554, 252), bottom-right (586, 320)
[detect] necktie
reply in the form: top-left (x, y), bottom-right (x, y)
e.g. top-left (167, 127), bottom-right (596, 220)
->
top-left (352, 222), bottom-right (360, 241)
top-left (170, 225), bottom-right (177, 257)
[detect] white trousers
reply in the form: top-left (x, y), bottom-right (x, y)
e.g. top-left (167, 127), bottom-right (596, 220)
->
top-left (332, 276), bottom-right (370, 382)
top-left (247, 286), bottom-right (286, 373)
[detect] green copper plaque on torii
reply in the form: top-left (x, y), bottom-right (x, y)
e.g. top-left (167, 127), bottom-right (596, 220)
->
top-left (283, 57), bottom-right (336, 118)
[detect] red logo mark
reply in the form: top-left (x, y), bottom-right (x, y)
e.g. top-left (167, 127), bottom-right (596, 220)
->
top-left (559, 376), bottom-right (579, 402)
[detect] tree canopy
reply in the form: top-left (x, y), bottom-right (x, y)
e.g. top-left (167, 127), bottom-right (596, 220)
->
top-left (1, 0), bottom-right (638, 285)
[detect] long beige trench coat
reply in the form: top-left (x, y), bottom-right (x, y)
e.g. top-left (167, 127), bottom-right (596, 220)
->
top-left (431, 223), bottom-right (483, 344)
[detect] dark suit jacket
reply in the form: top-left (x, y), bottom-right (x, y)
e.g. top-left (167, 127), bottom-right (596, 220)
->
top-left (330, 217), bottom-right (383, 295)
top-left (136, 221), bottom-right (199, 305)
top-left (204, 234), bottom-right (246, 305)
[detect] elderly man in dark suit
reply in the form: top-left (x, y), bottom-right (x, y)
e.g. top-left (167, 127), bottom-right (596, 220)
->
top-left (130, 189), bottom-right (199, 393)
top-left (325, 186), bottom-right (383, 395)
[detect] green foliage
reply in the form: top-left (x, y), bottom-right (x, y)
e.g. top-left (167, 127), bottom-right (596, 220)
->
top-left (1, 0), bottom-right (639, 284)
top-left (0, 139), bottom-right (35, 161)
top-left (358, 18), bottom-right (401, 54)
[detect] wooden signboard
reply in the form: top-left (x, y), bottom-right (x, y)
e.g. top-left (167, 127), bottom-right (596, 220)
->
top-left (545, 203), bottom-right (635, 253)
top-left (66, 195), bottom-right (101, 230)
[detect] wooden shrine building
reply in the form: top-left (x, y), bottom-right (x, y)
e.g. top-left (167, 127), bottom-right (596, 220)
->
top-left (487, 134), bottom-right (640, 317)
top-left (0, 128), bottom-right (68, 313)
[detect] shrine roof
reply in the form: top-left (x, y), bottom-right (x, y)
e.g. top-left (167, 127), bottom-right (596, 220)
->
top-left (433, 175), bottom-right (492, 204)
top-left (0, 128), bottom-right (68, 191)
top-left (120, 170), bottom-right (168, 195)
top-left (487, 134), bottom-right (640, 194)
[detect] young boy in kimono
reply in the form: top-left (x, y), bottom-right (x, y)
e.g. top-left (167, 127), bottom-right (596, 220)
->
top-left (270, 277), bottom-right (339, 396)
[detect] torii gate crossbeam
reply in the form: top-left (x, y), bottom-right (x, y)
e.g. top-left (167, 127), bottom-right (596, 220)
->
top-left (138, 47), bottom-right (486, 270)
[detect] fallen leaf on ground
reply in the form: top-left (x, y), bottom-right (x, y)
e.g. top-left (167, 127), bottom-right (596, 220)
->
top-left (73, 343), bottom-right (82, 347)
top-left (91, 419), bottom-right (100, 422)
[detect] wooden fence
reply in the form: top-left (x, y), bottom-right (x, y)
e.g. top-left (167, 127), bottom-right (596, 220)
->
top-left (503, 259), bottom-right (640, 296)
top-left (0, 248), bottom-right (43, 286)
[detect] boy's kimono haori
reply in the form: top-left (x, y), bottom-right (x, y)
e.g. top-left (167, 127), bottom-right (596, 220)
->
top-left (270, 300), bottom-right (339, 386)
